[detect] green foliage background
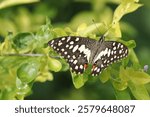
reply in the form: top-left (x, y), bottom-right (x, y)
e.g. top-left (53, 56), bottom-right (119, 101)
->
top-left (0, 0), bottom-right (150, 100)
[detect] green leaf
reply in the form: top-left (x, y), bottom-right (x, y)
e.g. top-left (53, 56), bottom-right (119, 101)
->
top-left (35, 72), bottom-right (53, 82)
top-left (71, 73), bottom-right (88, 89)
top-left (13, 32), bottom-right (34, 53)
top-left (72, 64), bottom-right (94, 88)
top-left (48, 57), bottom-right (62, 72)
top-left (126, 40), bottom-right (136, 48)
top-left (17, 61), bottom-right (40, 83)
top-left (128, 81), bottom-right (150, 100)
top-left (112, 79), bottom-right (128, 91)
top-left (107, 22), bottom-right (122, 38)
top-left (0, 0), bottom-right (39, 9)
top-left (52, 28), bottom-right (68, 37)
top-left (15, 77), bottom-right (31, 99)
top-left (77, 22), bottom-right (106, 36)
top-left (112, 0), bottom-right (143, 24)
top-left (99, 67), bottom-right (111, 83)
top-left (114, 88), bottom-right (131, 100)
top-left (69, 11), bottom-right (94, 29)
top-left (120, 67), bottom-right (150, 85)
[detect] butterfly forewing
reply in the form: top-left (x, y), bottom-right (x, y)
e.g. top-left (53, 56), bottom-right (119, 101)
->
top-left (48, 36), bottom-right (96, 74)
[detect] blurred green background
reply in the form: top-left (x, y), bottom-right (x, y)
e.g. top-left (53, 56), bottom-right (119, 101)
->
top-left (0, 0), bottom-right (150, 99)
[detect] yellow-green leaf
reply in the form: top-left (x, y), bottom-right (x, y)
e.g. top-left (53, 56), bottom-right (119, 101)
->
top-left (120, 67), bottom-right (150, 85)
top-left (112, 0), bottom-right (143, 24)
top-left (0, 0), bottom-right (39, 9)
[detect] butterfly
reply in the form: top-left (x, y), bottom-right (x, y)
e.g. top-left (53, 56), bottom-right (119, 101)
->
top-left (48, 36), bottom-right (128, 76)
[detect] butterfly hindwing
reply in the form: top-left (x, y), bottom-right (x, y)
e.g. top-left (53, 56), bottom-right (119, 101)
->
top-left (48, 36), bottom-right (96, 74)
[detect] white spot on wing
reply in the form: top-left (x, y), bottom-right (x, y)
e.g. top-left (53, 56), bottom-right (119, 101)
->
top-left (73, 60), bottom-right (77, 64)
top-left (94, 48), bottom-right (109, 63)
top-left (104, 60), bottom-right (107, 63)
top-left (61, 37), bottom-right (65, 40)
top-left (66, 44), bottom-right (69, 48)
top-left (67, 55), bottom-right (70, 58)
top-left (75, 65), bottom-right (78, 70)
top-left (72, 45), bottom-right (79, 52)
top-left (101, 64), bottom-right (104, 68)
top-left (75, 38), bottom-right (79, 41)
top-left (67, 37), bottom-right (71, 42)
top-left (113, 42), bottom-right (116, 46)
top-left (107, 49), bottom-right (111, 57)
top-left (50, 40), bottom-right (54, 44)
top-left (121, 45), bottom-right (123, 48)
top-left (94, 67), bottom-right (97, 71)
top-left (73, 55), bottom-right (76, 59)
top-left (70, 59), bottom-right (73, 62)
top-left (70, 41), bottom-right (74, 45)
top-left (78, 45), bottom-right (91, 62)
top-left (80, 65), bottom-right (83, 69)
top-left (113, 46), bottom-right (116, 50)
top-left (58, 42), bottom-right (62, 46)
top-left (69, 45), bottom-right (73, 49)
top-left (64, 51), bottom-right (67, 55)
top-left (119, 50), bottom-right (122, 54)
top-left (111, 50), bottom-right (114, 55)
top-left (97, 68), bottom-right (100, 73)
top-left (125, 49), bottom-right (128, 54)
top-left (117, 43), bottom-right (121, 48)
top-left (61, 48), bottom-right (64, 52)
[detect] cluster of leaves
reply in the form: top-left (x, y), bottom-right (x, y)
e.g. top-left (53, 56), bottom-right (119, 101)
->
top-left (0, 0), bottom-right (150, 100)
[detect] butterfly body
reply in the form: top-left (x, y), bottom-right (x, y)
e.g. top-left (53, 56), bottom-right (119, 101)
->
top-left (48, 36), bottom-right (128, 76)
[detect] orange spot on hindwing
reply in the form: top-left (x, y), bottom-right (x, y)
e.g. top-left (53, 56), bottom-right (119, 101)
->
top-left (84, 63), bottom-right (88, 69)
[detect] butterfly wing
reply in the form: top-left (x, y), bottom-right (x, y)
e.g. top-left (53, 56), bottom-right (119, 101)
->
top-left (91, 41), bottom-right (128, 76)
top-left (48, 36), bottom-right (96, 74)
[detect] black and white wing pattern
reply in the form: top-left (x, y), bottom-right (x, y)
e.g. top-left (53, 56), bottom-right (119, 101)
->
top-left (48, 36), bottom-right (128, 76)
top-left (48, 36), bottom-right (96, 74)
top-left (91, 41), bottom-right (128, 76)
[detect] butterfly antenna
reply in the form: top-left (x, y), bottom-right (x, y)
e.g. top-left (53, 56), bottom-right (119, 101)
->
top-left (92, 19), bottom-right (113, 41)
top-left (103, 24), bottom-right (113, 37)
top-left (92, 19), bottom-right (101, 34)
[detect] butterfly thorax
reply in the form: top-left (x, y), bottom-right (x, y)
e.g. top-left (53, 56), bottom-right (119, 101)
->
top-left (89, 39), bottom-right (104, 64)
